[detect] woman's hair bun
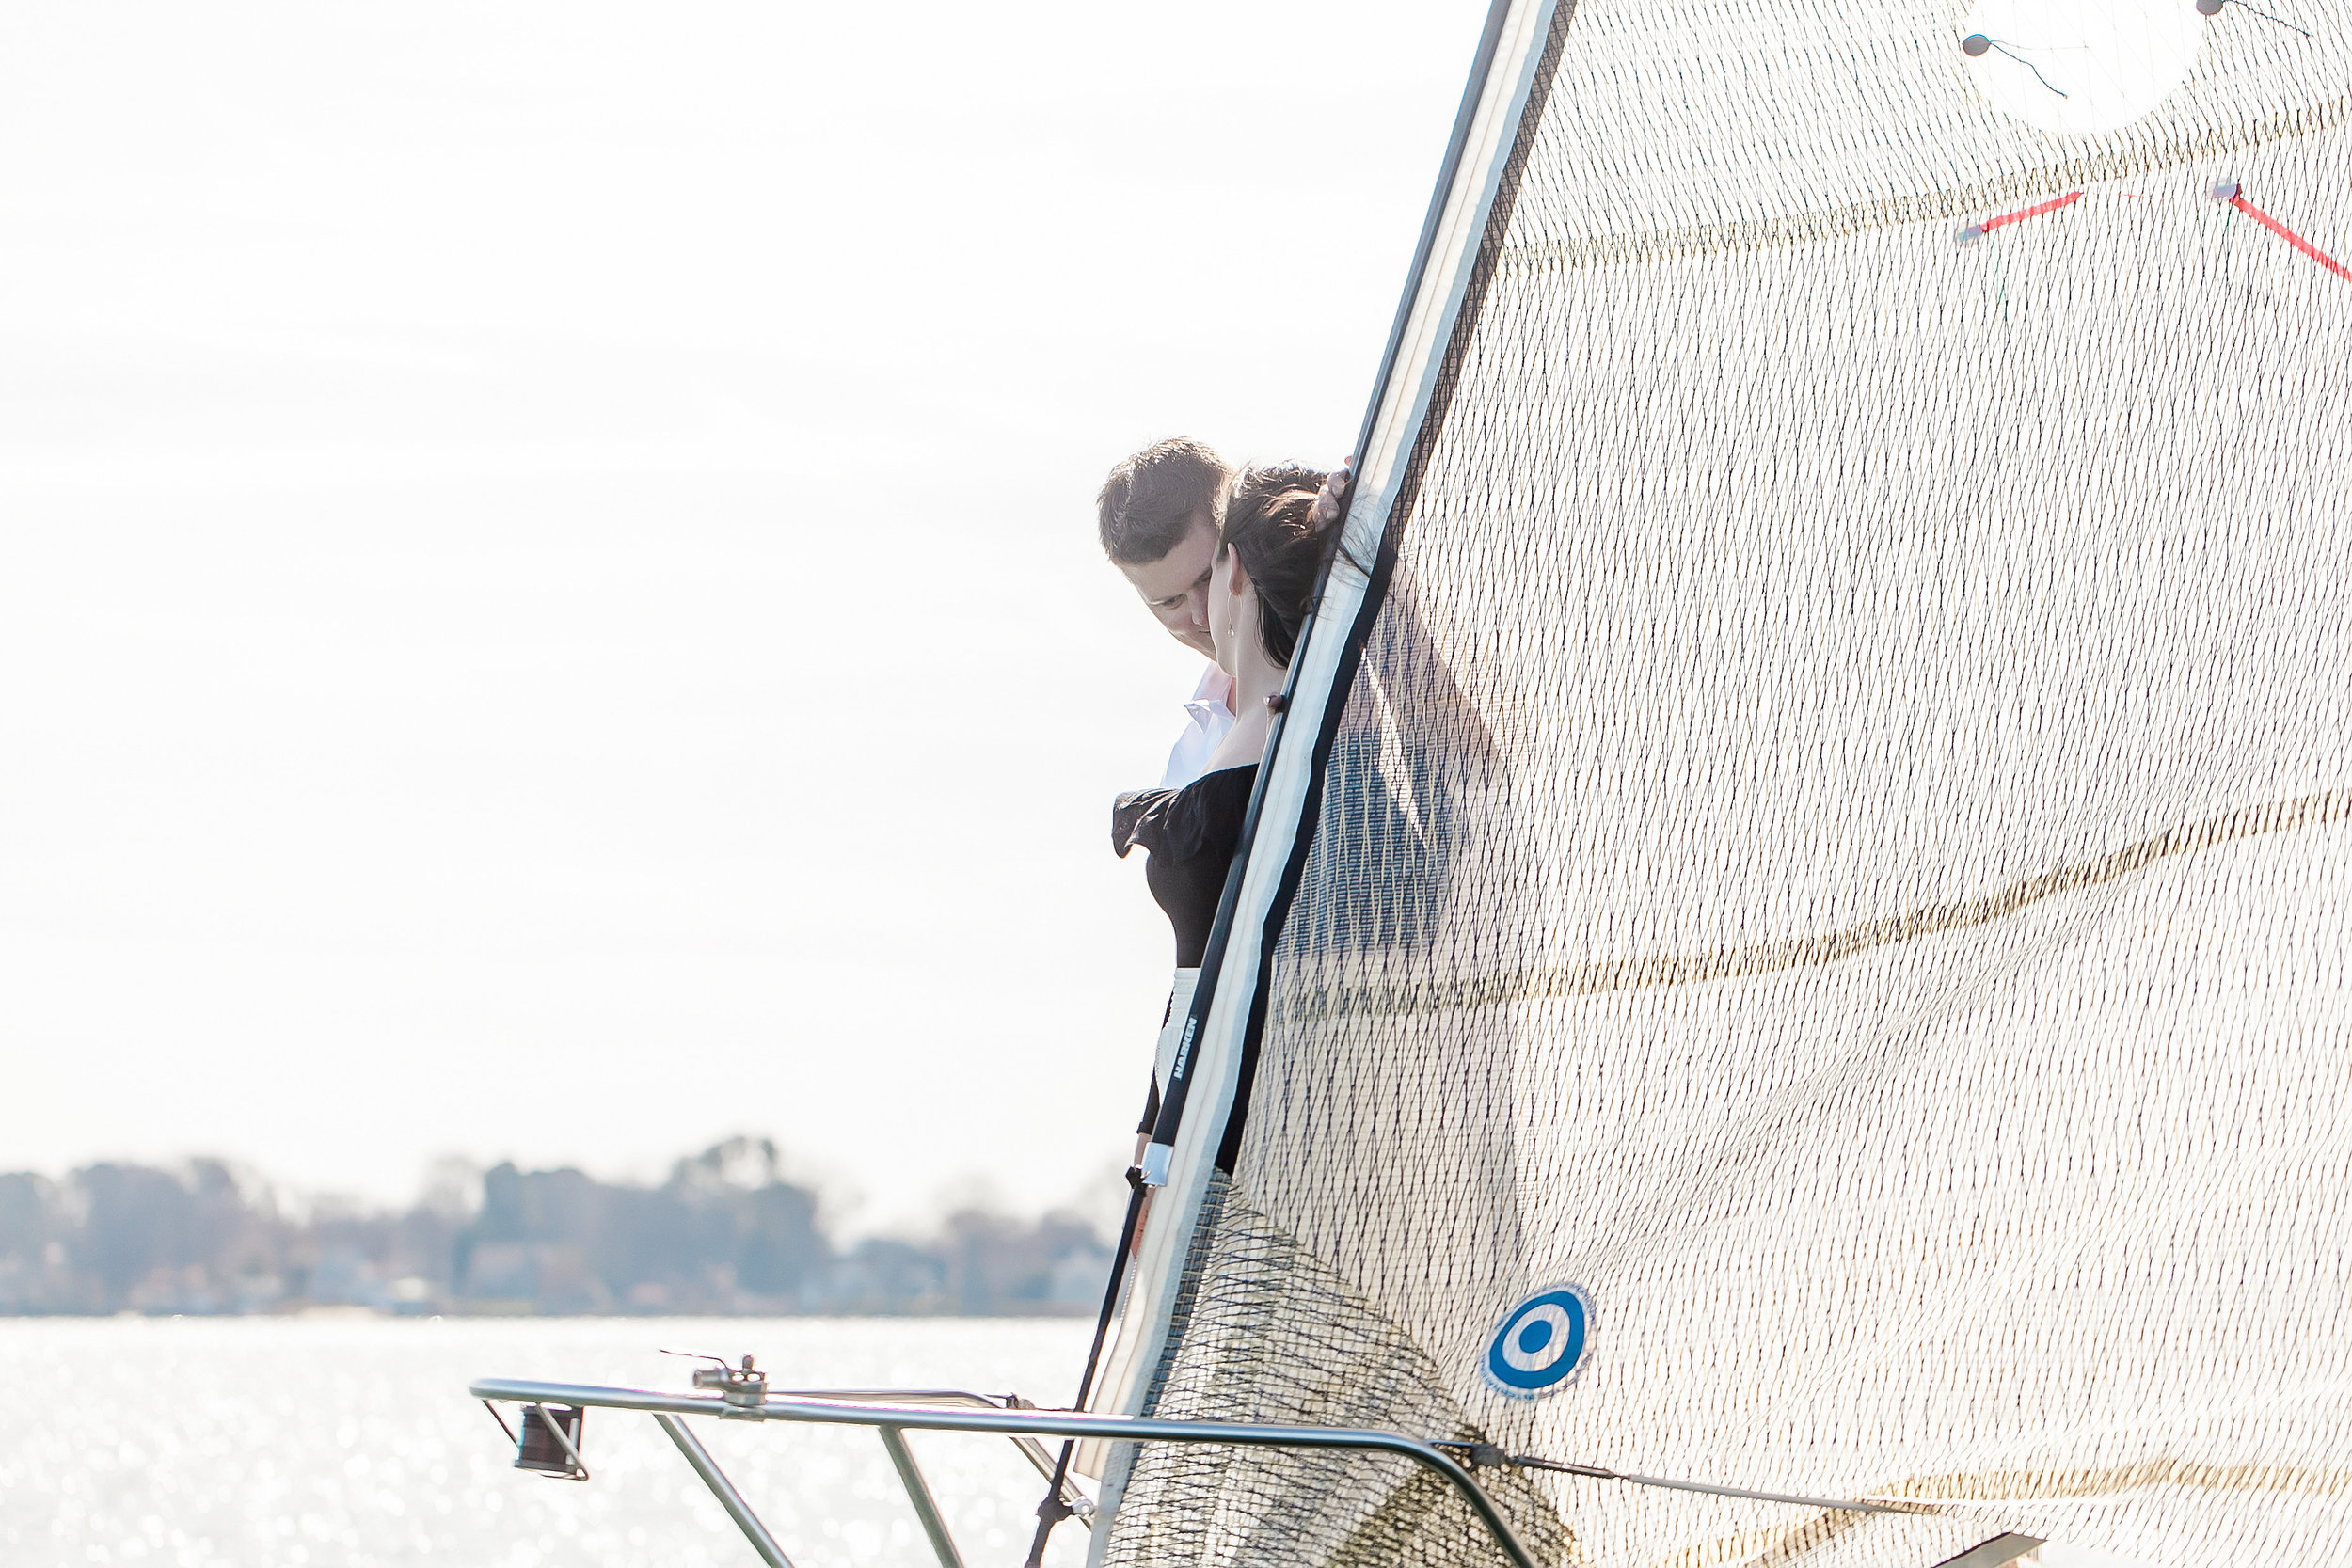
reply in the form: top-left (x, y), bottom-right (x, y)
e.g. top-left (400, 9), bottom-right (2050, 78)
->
top-left (1218, 464), bottom-right (1338, 669)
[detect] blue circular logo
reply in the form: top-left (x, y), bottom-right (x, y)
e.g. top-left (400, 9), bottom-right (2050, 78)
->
top-left (1481, 1286), bottom-right (1592, 1399)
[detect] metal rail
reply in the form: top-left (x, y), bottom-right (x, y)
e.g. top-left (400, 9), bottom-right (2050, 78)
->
top-left (472, 1376), bottom-right (1546, 1568)
top-left (654, 1413), bottom-right (795, 1568)
top-left (879, 1426), bottom-right (965, 1568)
top-left (767, 1388), bottom-right (1077, 1503)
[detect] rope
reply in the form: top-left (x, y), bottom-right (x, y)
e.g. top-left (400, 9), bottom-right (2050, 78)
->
top-left (1436, 1443), bottom-right (1928, 1516)
top-left (1021, 1169), bottom-right (1149, 1568)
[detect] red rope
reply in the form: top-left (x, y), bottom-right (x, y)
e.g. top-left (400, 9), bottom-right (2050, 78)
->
top-left (2227, 191), bottom-right (2352, 283)
top-left (1976, 189), bottom-right (2083, 236)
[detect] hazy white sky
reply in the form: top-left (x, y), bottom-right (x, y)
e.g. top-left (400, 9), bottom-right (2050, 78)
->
top-left (0, 0), bottom-right (1489, 1232)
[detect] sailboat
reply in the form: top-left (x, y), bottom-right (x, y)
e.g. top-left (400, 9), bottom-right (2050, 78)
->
top-left (473, 0), bottom-right (2352, 1562)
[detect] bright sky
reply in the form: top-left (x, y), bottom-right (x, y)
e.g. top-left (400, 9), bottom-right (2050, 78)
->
top-left (0, 0), bottom-right (1490, 1233)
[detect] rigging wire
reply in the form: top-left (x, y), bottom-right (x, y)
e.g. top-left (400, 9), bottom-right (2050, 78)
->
top-left (1436, 1443), bottom-right (1928, 1517)
top-left (1019, 1173), bottom-right (1149, 1568)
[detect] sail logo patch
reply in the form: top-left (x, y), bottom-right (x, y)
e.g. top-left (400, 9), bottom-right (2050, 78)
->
top-left (1481, 1286), bottom-right (1591, 1399)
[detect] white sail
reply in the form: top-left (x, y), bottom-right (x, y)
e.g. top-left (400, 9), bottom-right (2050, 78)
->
top-left (1076, 0), bottom-right (1567, 1522)
top-left (1092, 0), bottom-right (2352, 1563)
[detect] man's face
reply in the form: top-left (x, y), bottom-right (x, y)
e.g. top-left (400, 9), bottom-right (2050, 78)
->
top-left (1116, 511), bottom-right (1218, 660)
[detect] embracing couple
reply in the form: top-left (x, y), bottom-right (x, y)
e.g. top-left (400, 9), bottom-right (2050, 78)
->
top-left (1094, 438), bottom-right (1351, 1135)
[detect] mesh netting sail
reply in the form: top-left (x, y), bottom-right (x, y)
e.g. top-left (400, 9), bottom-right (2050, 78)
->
top-left (1086, 1), bottom-right (2352, 1564)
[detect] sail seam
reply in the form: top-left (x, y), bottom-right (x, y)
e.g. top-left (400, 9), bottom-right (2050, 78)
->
top-left (1497, 96), bottom-right (2352, 272)
top-left (1284, 786), bottom-right (2352, 1020)
top-left (1878, 1451), bottom-right (2352, 1505)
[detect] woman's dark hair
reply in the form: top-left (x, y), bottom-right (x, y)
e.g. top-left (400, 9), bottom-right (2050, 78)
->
top-left (1217, 463), bottom-right (1337, 668)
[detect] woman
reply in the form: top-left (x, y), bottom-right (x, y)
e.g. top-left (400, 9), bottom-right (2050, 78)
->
top-left (1112, 462), bottom-right (1336, 1136)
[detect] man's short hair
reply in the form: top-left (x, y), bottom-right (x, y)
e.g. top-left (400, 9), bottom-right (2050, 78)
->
top-left (1097, 437), bottom-right (1231, 567)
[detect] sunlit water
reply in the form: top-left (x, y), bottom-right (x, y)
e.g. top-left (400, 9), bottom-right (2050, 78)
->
top-left (0, 1317), bottom-right (2155, 1568)
top-left (0, 1316), bottom-right (1095, 1568)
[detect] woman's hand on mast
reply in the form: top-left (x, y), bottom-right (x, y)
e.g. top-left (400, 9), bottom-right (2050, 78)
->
top-left (1310, 457), bottom-right (1356, 531)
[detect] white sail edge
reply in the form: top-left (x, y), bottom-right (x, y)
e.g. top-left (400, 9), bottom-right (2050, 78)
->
top-left (1076, 0), bottom-right (1565, 1554)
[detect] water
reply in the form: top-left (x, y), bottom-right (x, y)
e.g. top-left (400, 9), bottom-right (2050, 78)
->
top-left (0, 1317), bottom-right (2160, 1568)
top-left (0, 1316), bottom-right (1095, 1568)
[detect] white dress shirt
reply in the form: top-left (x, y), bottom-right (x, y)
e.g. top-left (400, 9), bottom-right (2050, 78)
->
top-left (1157, 665), bottom-right (1238, 789)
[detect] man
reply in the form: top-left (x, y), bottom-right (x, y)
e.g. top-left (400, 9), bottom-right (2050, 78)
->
top-left (1096, 437), bottom-right (1239, 788)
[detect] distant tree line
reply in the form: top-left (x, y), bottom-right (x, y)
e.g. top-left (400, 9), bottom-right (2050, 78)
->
top-left (0, 1137), bottom-right (1110, 1316)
